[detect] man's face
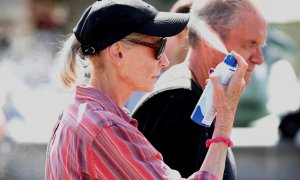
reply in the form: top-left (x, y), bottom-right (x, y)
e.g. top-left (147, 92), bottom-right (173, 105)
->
top-left (224, 9), bottom-right (267, 85)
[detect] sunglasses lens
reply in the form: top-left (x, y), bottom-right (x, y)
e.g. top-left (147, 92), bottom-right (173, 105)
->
top-left (156, 38), bottom-right (167, 60)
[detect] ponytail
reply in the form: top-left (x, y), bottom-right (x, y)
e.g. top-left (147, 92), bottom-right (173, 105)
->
top-left (55, 34), bottom-right (82, 88)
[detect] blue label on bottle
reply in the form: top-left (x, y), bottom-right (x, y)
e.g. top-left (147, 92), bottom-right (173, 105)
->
top-left (191, 105), bottom-right (210, 127)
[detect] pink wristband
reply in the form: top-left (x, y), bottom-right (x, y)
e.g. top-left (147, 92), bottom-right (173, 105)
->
top-left (206, 137), bottom-right (233, 148)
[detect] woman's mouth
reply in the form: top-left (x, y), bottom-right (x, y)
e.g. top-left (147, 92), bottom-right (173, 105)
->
top-left (152, 75), bottom-right (160, 79)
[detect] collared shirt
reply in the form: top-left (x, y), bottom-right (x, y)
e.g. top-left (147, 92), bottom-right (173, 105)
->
top-left (45, 85), bottom-right (217, 180)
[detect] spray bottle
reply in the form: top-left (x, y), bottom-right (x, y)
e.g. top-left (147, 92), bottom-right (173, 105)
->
top-left (191, 53), bottom-right (237, 127)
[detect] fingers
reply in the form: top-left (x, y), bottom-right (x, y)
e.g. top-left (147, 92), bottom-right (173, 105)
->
top-left (209, 51), bottom-right (247, 106)
top-left (230, 51), bottom-right (248, 79)
top-left (226, 51), bottom-right (247, 95)
top-left (205, 68), bottom-right (215, 85)
top-left (209, 72), bottom-right (225, 110)
top-left (209, 72), bottom-right (223, 95)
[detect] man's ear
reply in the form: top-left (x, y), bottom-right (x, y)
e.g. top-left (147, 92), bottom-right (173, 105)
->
top-left (177, 27), bottom-right (189, 39)
top-left (175, 28), bottom-right (189, 48)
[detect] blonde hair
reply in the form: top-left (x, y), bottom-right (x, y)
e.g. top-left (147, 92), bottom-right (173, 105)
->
top-left (54, 34), bottom-right (87, 88)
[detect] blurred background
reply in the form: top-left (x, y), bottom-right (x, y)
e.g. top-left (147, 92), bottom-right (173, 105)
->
top-left (0, 0), bottom-right (299, 179)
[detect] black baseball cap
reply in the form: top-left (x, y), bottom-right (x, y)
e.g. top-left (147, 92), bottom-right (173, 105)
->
top-left (73, 0), bottom-right (190, 55)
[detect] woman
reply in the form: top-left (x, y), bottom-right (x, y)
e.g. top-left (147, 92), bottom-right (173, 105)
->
top-left (45, 0), bottom-right (248, 179)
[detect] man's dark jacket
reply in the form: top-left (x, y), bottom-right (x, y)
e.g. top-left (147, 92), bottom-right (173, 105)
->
top-left (132, 63), bottom-right (237, 179)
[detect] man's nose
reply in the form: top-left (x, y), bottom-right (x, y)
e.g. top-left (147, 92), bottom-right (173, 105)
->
top-left (250, 48), bottom-right (264, 65)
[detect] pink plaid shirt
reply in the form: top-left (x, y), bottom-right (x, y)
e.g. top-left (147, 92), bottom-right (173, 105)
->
top-left (45, 85), bottom-right (217, 180)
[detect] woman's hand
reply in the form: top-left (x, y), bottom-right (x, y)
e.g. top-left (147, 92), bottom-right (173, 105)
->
top-left (210, 51), bottom-right (248, 137)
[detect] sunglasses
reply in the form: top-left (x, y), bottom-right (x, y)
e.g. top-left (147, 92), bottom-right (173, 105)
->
top-left (124, 37), bottom-right (167, 60)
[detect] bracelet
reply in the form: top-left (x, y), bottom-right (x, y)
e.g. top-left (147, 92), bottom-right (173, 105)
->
top-left (206, 137), bottom-right (233, 148)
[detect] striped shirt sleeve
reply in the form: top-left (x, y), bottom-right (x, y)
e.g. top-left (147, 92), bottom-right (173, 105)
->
top-left (91, 120), bottom-right (217, 179)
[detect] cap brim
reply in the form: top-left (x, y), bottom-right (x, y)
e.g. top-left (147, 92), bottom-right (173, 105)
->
top-left (137, 12), bottom-right (189, 37)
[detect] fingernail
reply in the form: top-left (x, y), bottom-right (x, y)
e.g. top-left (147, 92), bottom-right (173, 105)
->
top-left (209, 68), bottom-right (214, 74)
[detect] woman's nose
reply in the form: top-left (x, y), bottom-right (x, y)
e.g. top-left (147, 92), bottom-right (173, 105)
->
top-left (160, 53), bottom-right (170, 68)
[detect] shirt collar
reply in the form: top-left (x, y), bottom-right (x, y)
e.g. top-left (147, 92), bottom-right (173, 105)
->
top-left (75, 85), bottom-right (137, 127)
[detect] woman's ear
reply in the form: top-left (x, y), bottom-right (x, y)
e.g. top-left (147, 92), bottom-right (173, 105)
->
top-left (107, 42), bottom-right (123, 63)
top-left (118, 52), bottom-right (123, 58)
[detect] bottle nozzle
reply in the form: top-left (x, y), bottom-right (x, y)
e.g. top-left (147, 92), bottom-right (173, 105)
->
top-left (224, 53), bottom-right (237, 67)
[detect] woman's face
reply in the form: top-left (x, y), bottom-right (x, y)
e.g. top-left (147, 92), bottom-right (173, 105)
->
top-left (119, 36), bottom-right (169, 92)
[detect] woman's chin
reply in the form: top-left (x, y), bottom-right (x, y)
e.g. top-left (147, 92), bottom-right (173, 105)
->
top-left (134, 83), bottom-right (155, 93)
top-left (143, 85), bottom-right (155, 93)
